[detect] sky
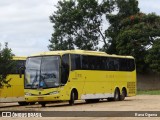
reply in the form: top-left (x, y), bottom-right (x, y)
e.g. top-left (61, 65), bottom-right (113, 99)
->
top-left (0, 0), bottom-right (160, 56)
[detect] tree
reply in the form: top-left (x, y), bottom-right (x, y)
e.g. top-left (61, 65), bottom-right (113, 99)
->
top-left (105, 0), bottom-right (140, 54)
top-left (116, 13), bottom-right (160, 72)
top-left (49, 0), bottom-right (160, 73)
top-left (49, 0), bottom-right (114, 51)
top-left (48, 0), bottom-right (75, 50)
top-left (0, 43), bottom-right (15, 88)
top-left (146, 39), bottom-right (160, 74)
top-left (106, 0), bottom-right (160, 72)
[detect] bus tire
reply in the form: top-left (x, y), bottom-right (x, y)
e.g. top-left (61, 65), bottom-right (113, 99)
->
top-left (120, 88), bottom-right (127, 101)
top-left (39, 102), bottom-right (46, 107)
top-left (69, 91), bottom-right (75, 105)
top-left (18, 102), bottom-right (29, 106)
top-left (114, 88), bottom-right (120, 101)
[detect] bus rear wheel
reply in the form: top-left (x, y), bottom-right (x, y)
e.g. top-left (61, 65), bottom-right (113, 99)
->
top-left (114, 88), bottom-right (120, 101)
top-left (120, 88), bottom-right (127, 101)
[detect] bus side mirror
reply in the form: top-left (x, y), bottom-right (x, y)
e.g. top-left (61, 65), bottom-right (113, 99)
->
top-left (19, 66), bottom-right (25, 78)
top-left (19, 67), bottom-right (22, 78)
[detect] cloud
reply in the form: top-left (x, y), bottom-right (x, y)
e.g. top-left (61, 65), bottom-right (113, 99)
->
top-left (0, 0), bottom-right (58, 56)
top-left (138, 0), bottom-right (160, 15)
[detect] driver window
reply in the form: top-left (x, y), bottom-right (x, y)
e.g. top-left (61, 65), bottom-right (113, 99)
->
top-left (61, 54), bottom-right (69, 85)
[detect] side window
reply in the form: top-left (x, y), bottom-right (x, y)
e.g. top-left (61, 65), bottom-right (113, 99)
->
top-left (61, 54), bottom-right (69, 85)
top-left (94, 56), bottom-right (100, 70)
top-left (119, 58), bottom-right (126, 71)
top-left (119, 58), bottom-right (135, 71)
top-left (104, 57), bottom-right (109, 70)
top-left (18, 60), bottom-right (26, 74)
top-left (82, 55), bottom-right (89, 70)
top-left (108, 58), bottom-right (115, 71)
top-left (87, 56), bottom-right (92, 70)
top-left (127, 59), bottom-right (135, 71)
top-left (71, 54), bottom-right (81, 70)
top-left (114, 58), bottom-right (119, 71)
top-left (81, 56), bottom-right (110, 70)
top-left (87, 56), bottom-right (95, 70)
top-left (82, 55), bottom-right (101, 70)
top-left (11, 60), bottom-right (26, 74)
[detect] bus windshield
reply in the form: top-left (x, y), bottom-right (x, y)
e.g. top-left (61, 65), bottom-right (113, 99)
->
top-left (25, 56), bottom-right (60, 89)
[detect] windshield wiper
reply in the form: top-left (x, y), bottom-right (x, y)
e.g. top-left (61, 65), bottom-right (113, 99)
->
top-left (31, 70), bottom-right (39, 88)
top-left (40, 74), bottom-right (48, 88)
top-left (27, 68), bottom-right (40, 71)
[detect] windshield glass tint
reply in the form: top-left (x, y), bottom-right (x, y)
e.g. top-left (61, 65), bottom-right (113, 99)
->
top-left (40, 56), bottom-right (60, 88)
top-left (25, 56), bottom-right (60, 89)
top-left (25, 57), bottom-right (41, 89)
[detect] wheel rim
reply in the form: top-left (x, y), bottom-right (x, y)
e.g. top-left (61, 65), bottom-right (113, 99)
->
top-left (121, 89), bottom-right (126, 100)
top-left (115, 91), bottom-right (119, 99)
top-left (122, 90), bottom-right (125, 97)
top-left (115, 89), bottom-right (119, 101)
top-left (72, 92), bottom-right (75, 102)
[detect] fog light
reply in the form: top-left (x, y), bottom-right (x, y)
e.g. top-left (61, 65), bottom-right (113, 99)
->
top-left (49, 91), bottom-right (59, 95)
top-left (25, 93), bottom-right (31, 96)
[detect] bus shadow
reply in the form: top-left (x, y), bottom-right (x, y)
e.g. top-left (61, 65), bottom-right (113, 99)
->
top-left (48, 102), bottom-right (88, 108)
top-left (0, 104), bottom-right (20, 109)
top-left (0, 103), bottom-right (39, 109)
top-left (123, 99), bottom-right (133, 101)
top-left (26, 99), bottom-right (128, 108)
top-left (25, 102), bottom-right (86, 108)
top-left (25, 101), bottom-right (102, 108)
top-left (25, 99), bottom-right (134, 108)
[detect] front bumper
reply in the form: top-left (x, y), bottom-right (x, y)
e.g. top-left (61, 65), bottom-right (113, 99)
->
top-left (25, 95), bottom-right (60, 102)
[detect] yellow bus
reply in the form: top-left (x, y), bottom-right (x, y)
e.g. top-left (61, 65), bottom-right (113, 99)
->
top-left (24, 50), bottom-right (136, 107)
top-left (0, 56), bottom-right (29, 105)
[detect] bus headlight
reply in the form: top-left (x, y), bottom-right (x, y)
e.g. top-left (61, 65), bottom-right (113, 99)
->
top-left (49, 91), bottom-right (59, 95)
top-left (25, 92), bottom-right (32, 96)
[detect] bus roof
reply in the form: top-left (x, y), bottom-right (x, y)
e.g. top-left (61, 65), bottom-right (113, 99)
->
top-left (29, 50), bottom-right (134, 59)
top-left (13, 56), bottom-right (26, 60)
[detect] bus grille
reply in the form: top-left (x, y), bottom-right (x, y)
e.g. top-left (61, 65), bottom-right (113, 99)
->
top-left (127, 82), bottom-right (136, 94)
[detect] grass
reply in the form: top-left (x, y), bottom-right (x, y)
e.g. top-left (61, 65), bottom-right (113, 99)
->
top-left (137, 90), bottom-right (160, 95)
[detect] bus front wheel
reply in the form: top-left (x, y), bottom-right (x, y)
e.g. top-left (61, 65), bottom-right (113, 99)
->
top-left (69, 91), bottom-right (75, 105)
top-left (39, 102), bottom-right (46, 107)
